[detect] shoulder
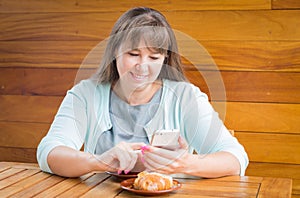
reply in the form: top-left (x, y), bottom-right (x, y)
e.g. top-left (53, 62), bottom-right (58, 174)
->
top-left (66, 79), bottom-right (111, 103)
top-left (163, 79), bottom-right (208, 100)
top-left (70, 79), bottom-right (110, 94)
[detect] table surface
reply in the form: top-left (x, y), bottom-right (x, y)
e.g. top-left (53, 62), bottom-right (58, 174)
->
top-left (0, 162), bottom-right (292, 198)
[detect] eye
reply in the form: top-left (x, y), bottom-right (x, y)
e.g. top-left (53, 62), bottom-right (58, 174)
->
top-left (128, 52), bottom-right (139, 56)
top-left (150, 56), bottom-right (159, 60)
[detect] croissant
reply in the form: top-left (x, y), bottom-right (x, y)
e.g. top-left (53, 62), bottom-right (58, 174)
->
top-left (133, 171), bottom-right (173, 191)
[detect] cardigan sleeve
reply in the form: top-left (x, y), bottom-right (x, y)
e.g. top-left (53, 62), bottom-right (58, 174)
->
top-left (36, 81), bottom-right (89, 173)
top-left (180, 84), bottom-right (249, 176)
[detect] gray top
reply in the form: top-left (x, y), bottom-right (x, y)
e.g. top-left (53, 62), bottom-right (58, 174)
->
top-left (95, 88), bottom-right (162, 154)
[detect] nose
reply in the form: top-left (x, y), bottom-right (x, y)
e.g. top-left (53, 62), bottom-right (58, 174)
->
top-left (135, 63), bottom-right (148, 72)
top-left (135, 57), bottom-right (148, 72)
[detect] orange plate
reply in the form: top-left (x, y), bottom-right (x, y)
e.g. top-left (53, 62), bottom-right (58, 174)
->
top-left (106, 171), bottom-right (139, 179)
top-left (120, 178), bottom-right (182, 196)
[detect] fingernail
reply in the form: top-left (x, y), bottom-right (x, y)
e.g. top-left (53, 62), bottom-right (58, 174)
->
top-left (141, 156), bottom-right (145, 163)
top-left (141, 145), bottom-right (150, 154)
top-left (117, 170), bottom-right (122, 175)
top-left (142, 145), bottom-right (150, 150)
top-left (124, 170), bottom-right (130, 174)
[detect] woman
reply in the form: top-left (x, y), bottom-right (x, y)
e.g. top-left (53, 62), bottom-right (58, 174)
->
top-left (37, 7), bottom-right (248, 178)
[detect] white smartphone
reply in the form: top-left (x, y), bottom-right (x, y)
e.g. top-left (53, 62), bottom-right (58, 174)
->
top-left (151, 129), bottom-right (180, 150)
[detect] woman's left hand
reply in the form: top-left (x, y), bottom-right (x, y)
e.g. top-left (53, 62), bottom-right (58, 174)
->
top-left (142, 136), bottom-right (190, 174)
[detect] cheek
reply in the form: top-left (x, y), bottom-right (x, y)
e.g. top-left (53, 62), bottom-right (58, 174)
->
top-left (151, 62), bottom-right (164, 74)
top-left (116, 56), bottom-right (134, 76)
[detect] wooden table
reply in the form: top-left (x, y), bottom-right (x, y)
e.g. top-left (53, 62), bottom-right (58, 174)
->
top-left (0, 162), bottom-right (292, 197)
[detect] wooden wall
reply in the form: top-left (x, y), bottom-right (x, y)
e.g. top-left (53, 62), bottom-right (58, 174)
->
top-left (0, 0), bottom-right (299, 196)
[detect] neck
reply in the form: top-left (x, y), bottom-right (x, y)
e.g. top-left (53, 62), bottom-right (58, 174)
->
top-left (112, 80), bottom-right (162, 106)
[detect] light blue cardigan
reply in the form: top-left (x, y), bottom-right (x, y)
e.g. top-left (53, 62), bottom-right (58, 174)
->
top-left (37, 79), bottom-right (249, 175)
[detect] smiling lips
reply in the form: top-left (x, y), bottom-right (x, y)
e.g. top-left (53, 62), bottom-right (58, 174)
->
top-left (131, 72), bottom-right (149, 81)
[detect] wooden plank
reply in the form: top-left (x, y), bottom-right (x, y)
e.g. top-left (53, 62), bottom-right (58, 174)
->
top-left (246, 162), bottom-right (300, 195)
top-left (1, 10), bottom-right (300, 41)
top-left (0, 121), bottom-right (49, 148)
top-left (1, 68), bottom-right (300, 103)
top-left (184, 40), bottom-right (300, 72)
top-left (235, 132), bottom-right (300, 164)
top-left (1, 95), bottom-right (299, 133)
top-left (246, 162), bottom-right (300, 181)
top-left (0, 162), bottom-right (38, 171)
top-left (81, 177), bottom-right (123, 197)
top-left (0, 147), bottom-right (37, 163)
top-left (0, 68), bottom-right (23, 94)
top-left (0, 168), bottom-right (24, 181)
top-left (258, 177), bottom-right (292, 198)
top-left (185, 71), bottom-right (300, 103)
top-left (34, 173), bottom-right (93, 198)
top-left (58, 173), bottom-right (110, 197)
top-left (293, 179), bottom-right (300, 195)
top-left (0, 0), bottom-right (271, 13)
top-left (9, 174), bottom-right (65, 197)
top-left (1, 40), bottom-right (300, 71)
top-left (0, 172), bottom-right (51, 197)
top-left (0, 41), bottom-right (100, 68)
top-left (213, 102), bottom-right (300, 133)
top-left (0, 95), bottom-right (63, 123)
top-left (0, 68), bottom-right (95, 96)
top-left (272, 0), bottom-right (300, 9)
top-left (0, 168), bottom-right (40, 190)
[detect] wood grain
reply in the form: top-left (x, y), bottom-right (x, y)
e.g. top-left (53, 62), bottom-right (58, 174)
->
top-left (1, 68), bottom-right (299, 103)
top-left (214, 102), bottom-right (300, 133)
top-left (0, 0), bottom-right (299, 196)
top-left (272, 0), bottom-right (300, 9)
top-left (0, 168), bottom-right (40, 190)
top-left (0, 121), bottom-right (49, 148)
top-left (0, 0), bottom-right (271, 13)
top-left (258, 177), bottom-right (292, 198)
top-left (0, 95), bottom-right (63, 122)
top-left (1, 10), bottom-right (299, 41)
top-left (0, 172), bottom-right (51, 197)
top-left (0, 162), bottom-right (293, 197)
top-left (0, 95), bottom-right (299, 133)
top-left (1, 40), bottom-right (300, 71)
top-left (58, 173), bottom-right (110, 197)
top-left (9, 175), bottom-right (65, 197)
top-left (246, 162), bottom-right (300, 195)
top-left (0, 147), bottom-right (37, 163)
top-left (236, 132), bottom-right (300, 164)
top-left (185, 70), bottom-right (300, 103)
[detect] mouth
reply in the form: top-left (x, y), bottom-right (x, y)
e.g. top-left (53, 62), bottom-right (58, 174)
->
top-left (131, 72), bottom-right (149, 81)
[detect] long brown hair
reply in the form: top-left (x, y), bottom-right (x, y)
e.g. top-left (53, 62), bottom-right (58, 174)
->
top-left (92, 7), bottom-right (187, 83)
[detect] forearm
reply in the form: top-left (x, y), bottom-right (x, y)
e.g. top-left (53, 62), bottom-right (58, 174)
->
top-left (47, 146), bottom-right (106, 177)
top-left (184, 151), bottom-right (240, 178)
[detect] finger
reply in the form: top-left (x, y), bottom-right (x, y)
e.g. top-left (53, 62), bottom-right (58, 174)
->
top-left (129, 142), bottom-right (148, 150)
top-left (124, 151), bottom-right (138, 173)
top-left (144, 151), bottom-right (174, 167)
top-left (143, 155), bottom-right (169, 173)
top-left (146, 146), bottom-right (179, 159)
top-left (116, 148), bottom-right (132, 171)
top-left (178, 136), bottom-right (188, 149)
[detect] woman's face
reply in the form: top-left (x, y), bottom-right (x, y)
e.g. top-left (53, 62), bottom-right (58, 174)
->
top-left (115, 41), bottom-right (165, 91)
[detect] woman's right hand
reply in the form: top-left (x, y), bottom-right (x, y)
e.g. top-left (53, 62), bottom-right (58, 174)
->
top-left (94, 142), bottom-right (146, 174)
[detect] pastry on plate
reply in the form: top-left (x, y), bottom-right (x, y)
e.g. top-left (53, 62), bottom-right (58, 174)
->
top-left (133, 171), bottom-right (173, 191)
